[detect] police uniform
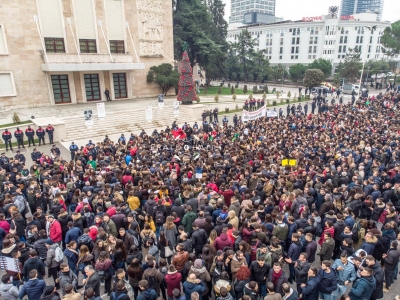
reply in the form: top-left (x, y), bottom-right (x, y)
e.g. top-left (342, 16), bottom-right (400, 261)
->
top-left (25, 126), bottom-right (36, 146)
top-left (2, 130), bottom-right (12, 151)
top-left (14, 128), bottom-right (25, 149)
top-left (36, 126), bottom-right (45, 145)
top-left (46, 124), bottom-right (54, 144)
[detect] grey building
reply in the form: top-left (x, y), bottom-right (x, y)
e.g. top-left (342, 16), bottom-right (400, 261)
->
top-left (340, 0), bottom-right (384, 21)
top-left (230, 0), bottom-right (276, 24)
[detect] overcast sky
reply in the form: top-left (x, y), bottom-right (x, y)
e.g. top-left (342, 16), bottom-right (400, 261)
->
top-left (222, 0), bottom-right (400, 23)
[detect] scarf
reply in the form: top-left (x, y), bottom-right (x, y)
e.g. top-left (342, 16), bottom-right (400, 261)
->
top-left (272, 270), bottom-right (282, 286)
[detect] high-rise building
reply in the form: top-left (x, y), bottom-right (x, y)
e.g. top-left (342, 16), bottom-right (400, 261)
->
top-left (340, 0), bottom-right (384, 20)
top-left (229, 0), bottom-right (276, 24)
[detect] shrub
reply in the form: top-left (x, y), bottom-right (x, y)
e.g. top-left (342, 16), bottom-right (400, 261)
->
top-left (230, 86), bottom-right (235, 94)
top-left (305, 95), bottom-right (310, 100)
top-left (287, 91), bottom-right (291, 98)
top-left (217, 86), bottom-right (222, 94)
top-left (249, 93), bottom-right (253, 99)
top-left (225, 108), bottom-right (229, 113)
top-left (272, 87), bottom-right (276, 93)
top-left (243, 85), bottom-right (248, 94)
top-left (232, 93), bottom-right (237, 101)
top-left (235, 84), bottom-right (238, 88)
top-left (196, 95), bottom-right (200, 103)
top-left (214, 94), bottom-right (219, 102)
top-left (263, 85), bottom-right (269, 94)
top-left (286, 99), bottom-right (290, 103)
top-left (228, 83), bottom-right (231, 88)
top-left (298, 96), bottom-right (302, 101)
top-left (253, 86), bottom-right (258, 94)
top-left (272, 100), bottom-right (277, 106)
top-left (275, 91), bottom-right (280, 99)
top-left (12, 112), bottom-right (21, 124)
top-left (262, 92), bottom-right (266, 100)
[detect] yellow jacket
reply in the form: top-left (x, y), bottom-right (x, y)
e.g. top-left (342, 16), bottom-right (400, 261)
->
top-left (127, 195), bottom-right (140, 210)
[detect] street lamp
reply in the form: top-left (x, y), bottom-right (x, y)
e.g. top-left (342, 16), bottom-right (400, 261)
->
top-left (359, 25), bottom-right (377, 88)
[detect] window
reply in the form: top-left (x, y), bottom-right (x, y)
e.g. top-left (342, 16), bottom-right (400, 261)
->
top-left (370, 36), bottom-right (373, 43)
top-left (80, 39), bottom-right (97, 53)
top-left (309, 46), bottom-right (312, 54)
top-left (51, 75), bottom-right (71, 104)
top-left (344, 36), bottom-right (348, 43)
top-left (343, 45), bottom-right (346, 52)
top-left (0, 25), bottom-right (8, 54)
top-left (339, 46), bottom-right (342, 53)
top-left (84, 74), bottom-right (101, 101)
top-left (113, 73), bottom-right (127, 98)
top-left (296, 37), bottom-right (300, 44)
top-left (368, 45), bottom-right (371, 53)
top-left (279, 55), bottom-right (282, 59)
top-left (110, 40), bottom-right (125, 54)
top-left (280, 38), bottom-right (283, 45)
top-left (0, 73), bottom-right (16, 96)
top-left (340, 36), bottom-right (343, 43)
top-left (44, 37), bottom-right (65, 53)
top-left (279, 47), bottom-right (283, 54)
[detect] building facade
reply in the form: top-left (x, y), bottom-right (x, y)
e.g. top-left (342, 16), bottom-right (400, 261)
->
top-left (227, 12), bottom-right (397, 77)
top-left (340, 0), bottom-right (384, 21)
top-left (230, 0), bottom-right (276, 24)
top-left (0, 0), bottom-right (173, 108)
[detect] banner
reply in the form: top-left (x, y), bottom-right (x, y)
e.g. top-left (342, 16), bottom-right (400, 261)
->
top-left (241, 105), bottom-right (266, 122)
top-left (84, 110), bottom-right (93, 126)
top-left (145, 106), bottom-right (153, 121)
top-left (97, 103), bottom-right (106, 118)
top-left (158, 94), bottom-right (164, 109)
top-left (173, 101), bottom-right (180, 115)
top-left (266, 110), bottom-right (278, 117)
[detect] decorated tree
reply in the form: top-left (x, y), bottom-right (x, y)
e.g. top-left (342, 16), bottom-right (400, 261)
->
top-left (177, 50), bottom-right (196, 105)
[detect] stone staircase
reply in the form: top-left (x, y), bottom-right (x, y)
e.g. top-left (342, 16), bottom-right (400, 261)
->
top-left (61, 105), bottom-right (199, 141)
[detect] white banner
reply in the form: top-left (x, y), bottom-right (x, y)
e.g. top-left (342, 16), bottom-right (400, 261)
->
top-left (241, 106), bottom-right (266, 122)
top-left (173, 101), bottom-right (180, 115)
top-left (158, 94), bottom-right (164, 109)
top-left (84, 110), bottom-right (93, 126)
top-left (266, 110), bottom-right (278, 117)
top-left (145, 106), bottom-right (153, 121)
top-left (97, 103), bottom-right (106, 118)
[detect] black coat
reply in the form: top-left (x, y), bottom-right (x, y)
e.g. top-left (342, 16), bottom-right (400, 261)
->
top-left (249, 261), bottom-right (270, 284)
top-left (171, 199), bottom-right (186, 220)
top-left (294, 260), bottom-right (310, 284)
top-left (85, 272), bottom-right (101, 297)
top-left (301, 276), bottom-right (320, 300)
top-left (23, 257), bottom-right (46, 280)
top-left (384, 247), bottom-right (400, 271)
top-left (305, 240), bottom-right (317, 263)
top-left (191, 228), bottom-right (208, 251)
top-left (58, 213), bottom-right (73, 236)
top-left (370, 261), bottom-right (384, 300)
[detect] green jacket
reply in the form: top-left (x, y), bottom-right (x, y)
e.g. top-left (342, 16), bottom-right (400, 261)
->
top-left (272, 223), bottom-right (289, 241)
top-left (182, 211), bottom-right (197, 233)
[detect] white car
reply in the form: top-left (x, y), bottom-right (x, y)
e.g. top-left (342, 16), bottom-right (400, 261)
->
top-left (387, 72), bottom-right (395, 77)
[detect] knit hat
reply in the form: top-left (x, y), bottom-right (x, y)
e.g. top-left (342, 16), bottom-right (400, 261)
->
top-left (194, 259), bottom-right (203, 268)
top-left (173, 289), bottom-right (181, 297)
top-left (45, 238), bottom-right (54, 245)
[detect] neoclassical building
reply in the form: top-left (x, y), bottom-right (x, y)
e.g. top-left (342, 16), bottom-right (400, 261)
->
top-left (0, 0), bottom-right (173, 108)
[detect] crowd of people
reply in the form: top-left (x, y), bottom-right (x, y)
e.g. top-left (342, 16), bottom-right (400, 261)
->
top-left (0, 85), bottom-right (399, 300)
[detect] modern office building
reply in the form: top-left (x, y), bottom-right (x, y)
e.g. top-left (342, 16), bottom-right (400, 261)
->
top-left (227, 12), bottom-right (396, 77)
top-left (340, 0), bottom-right (384, 21)
top-left (230, 0), bottom-right (276, 24)
top-left (0, 0), bottom-right (173, 108)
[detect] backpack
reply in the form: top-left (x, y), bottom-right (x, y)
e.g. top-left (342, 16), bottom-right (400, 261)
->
top-left (127, 229), bottom-right (140, 247)
top-left (143, 232), bottom-right (152, 247)
top-left (155, 210), bottom-right (165, 224)
top-left (298, 204), bottom-right (305, 215)
top-left (83, 212), bottom-right (95, 228)
top-left (352, 223), bottom-right (359, 243)
top-left (111, 292), bottom-right (126, 300)
top-left (250, 241), bottom-right (259, 262)
top-left (219, 211), bottom-right (228, 221)
top-left (54, 246), bottom-right (64, 262)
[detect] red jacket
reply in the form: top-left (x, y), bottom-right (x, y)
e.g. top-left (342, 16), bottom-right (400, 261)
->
top-left (49, 220), bottom-right (62, 242)
top-left (222, 189), bottom-right (234, 207)
top-left (165, 271), bottom-right (182, 297)
top-left (106, 206), bottom-right (116, 217)
top-left (0, 220), bottom-right (10, 233)
top-left (213, 233), bottom-right (233, 251)
top-left (318, 226), bottom-right (335, 245)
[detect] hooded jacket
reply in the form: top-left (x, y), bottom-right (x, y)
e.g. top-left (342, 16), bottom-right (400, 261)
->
top-left (65, 227), bottom-right (82, 244)
top-left (165, 271), bottom-right (182, 297)
top-left (23, 257), bottom-right (46, 280)
top-left (295, 218), bottom-right (309, 230)
top-left (291, 196), bottom-right (308, 218)
top-left (272, 222), bottom-right (289, 241)
top-left (0, 282), bottom-right (19, 300)
top-left (182, 211), bottom-right (197, 233)
top-left (349, 275), bottom-right (376, 300)
top-left (49, 220), bottom-right (62, 242)
top-left (191, 228), bottom-right (208, 251)
top-left (171, 199), bottom-right (186, 220)
top-left (183, 277), bottom-right (206, 300)
top-left (214, 233), bottom-right (233, 251)
top-left (45, 244), bottom-right (62, 268)
top-left (317, 238), bottom-right (335, 261)
top-left (137, 288), bottom-right (158, 300)
top-left (18, 278), bottom-right (46, 300)
top-left (34, 237), bottom-right (48, 260)
top-left (333, 220), bottom-right (346, 241)
top-left (228, 210), bottom-right (239, 230)
top-left (142, 267), bottom-right (164, 295)
top-left (360, 236), bottom-right (378, 255)
top-left (188, 265), bottom-right (211, 295)
top-left (229, 199), bottom-right (240, 217)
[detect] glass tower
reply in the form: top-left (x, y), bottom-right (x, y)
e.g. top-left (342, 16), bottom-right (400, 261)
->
top-left (340, 0), bottom-right (384, 21)
top-left (230, 0), bottom-right (276, 24)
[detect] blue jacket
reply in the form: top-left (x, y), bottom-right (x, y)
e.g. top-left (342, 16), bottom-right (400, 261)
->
top-left (317, 268), bottom-right (337, 294)
top-left (287, 241), bottom-right (302, 261)
top-left (344, 216), bottom-right (354, 228)
top-left (18, 279), bottom-right (46, 300)
top-left (137, 289), bottom-right (158, 300)
top-left (183, 279), bottom-right (206, 300)
top-left (359, 237), bottom-right (378, 255)
top-left (302, 276), bottom-right (320, 300)
top-left (332, 259), bottom-right (356, 283)
top-left (64, 248), bottom-right (79, 270)
top-left (65, 227), bottom-right (82, 244)
top-left (349, 276), bottom-right (376, 300)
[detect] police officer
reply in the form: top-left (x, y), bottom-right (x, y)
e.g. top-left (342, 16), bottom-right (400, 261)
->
top-left (2, 129), bottom-right (12, 151)
top-left (209, 109), bottom-right (213, 123)
top-left (304, 102), bottom-right (308, 115)
top-left (69, 142), bottom-right (78, 160)
top-left (222, 116), bottom-right (228, 126)
top-left (201, 110), bottom-right (207, 122)
top-left (31, 148), bottom-right (41, 163)
top-left (14, 127), bottom-right (24, 149)
top-left (25, 125), bottom-right (35, 146)
top-left (0, 153), bottom-right (9, 168)
top-left (287, 104), bottom-right (291, 116)
top-left (279, 108), bottom-right (283, 118)
top-left (311, 101), bottom-right (316, 114)
top-left (46, 124), bottom-right (54, 144)
top-left (202, 120), bottom-right (209, 132)
top-left (14, 150), bottom-right (25, 164)
top-left (193, 122), bottom-right (199, 130)
top-left (213, 108), bottom-right (219, 123)
top-left (36, 126), bottom-right (45, 145)
top-left (233, 114), bottom-right (238, 126)
top-left (50, 144), bottom-right (61, 159)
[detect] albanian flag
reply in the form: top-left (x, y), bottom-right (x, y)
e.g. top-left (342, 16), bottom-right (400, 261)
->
top-left (172, 128), bottom-right (186, 140)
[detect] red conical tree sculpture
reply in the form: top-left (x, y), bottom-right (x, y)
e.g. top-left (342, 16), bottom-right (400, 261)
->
top-left (177, 50), bottom-right (196, 105)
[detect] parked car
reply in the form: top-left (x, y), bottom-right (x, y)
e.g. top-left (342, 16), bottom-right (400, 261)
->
top-left (311, 86), bottom-right (330, 94)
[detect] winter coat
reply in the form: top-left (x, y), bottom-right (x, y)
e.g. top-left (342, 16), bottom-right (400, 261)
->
top-left (57, 270), bottom-right (78, 295)
top-left (85, 272), bottom-right (101, 297)
top-left (62, 292), bottom-right (81, 300)
top-left (0, 282), bottom-right (19, 300)
top-left (165, 271), bottom-right (182, 297)
top-left (231, 254), bottom-right (248, 280)
top-left (287, 241), bottom-right (302, 261)
top-left (272, 223), bottom-right (289, 241)
top-left (144, 199), bottom-right (157, 216)
top-left (214, 233), bottom-right (233, 251)
top-left (291, 196), bottom-right (308, 218)
top-left (103, 219), bottom-right (117, 237)
top-left (295, 218), bottom-right (309, 229)
top-left (137, 288), bottom-right (158, 300)
top-left (348, 276), bottom-right (376, 300)
top-left (182, 211), bottom-right (197, 233)
top-left (23, 257), bottom-right (46, 280)
top-left (305, 240), bottom-right (317, 263)
top-left (384, 247), bottom-right (400, 271)
top-left (171, 199), bottom-right (186, 220)
top-left (371, 203), bottom-right (385, 221)
top-left (359, 236), bottom-right (378, 255)
top-left (249, 260), bottom-right (270, 284)
top-left (331, 259), bottom-right (356, 284)
top-left (228, 210), bottom-right (239, 230)
top-left (34, 237), bottom-right (48, 259)
top-left (301, 276), bottom-right (320, 300)
top-left (163, 225), bottom-right (178, 247)
top-left (333, 220), bottom-right (346, 241)
top-left (45, 244), bottom-right (62, 268)
top-left (171, 250), bottom-right (189, 272)
top-left (49, 220), bottom-right (62, 242)
top-left (120, 232), bottom-right (136, 251)
top-left (58, 213), bottom-right (72, 235)
top-left (317, 238), bottom-right (335, 261)
top-left (370, 261), bottom-right (384, 300)
top-left (317, 268), bottom-right (337, 294)
top-left (294, 260), bottom-right (310, 284)
top-left (65, 227), bottom-right (82, 244)
top-left (188, 266), bottom-right (212, 295)
top-left (18, 279), bottom-right (46, 300)
top-left (191, 228), bottom-right (208, 251)
top-left (183, 278), bottom-right (206, 300)
top-left (229, 200), bottom-right (240, 217)
top-left (142, 268), bottom-right (164, 295)
top-left (267, 269), bottom-right (288, 295)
